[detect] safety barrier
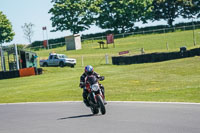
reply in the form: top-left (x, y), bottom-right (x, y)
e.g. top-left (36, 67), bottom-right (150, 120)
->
top-left (0, 67), bottom-right (43, 80)
top-left (0, 70), bottom-right (19, 80)
top-left (19, 67), bottom-right (35, 77)
top-left (112, 48), bottom-right (200, 65)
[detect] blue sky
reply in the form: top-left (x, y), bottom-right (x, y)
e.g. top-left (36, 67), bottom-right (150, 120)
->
top-left (0, 0), bottom-right (105, 45)
top-left (0, 0), bottom-right (194, 45)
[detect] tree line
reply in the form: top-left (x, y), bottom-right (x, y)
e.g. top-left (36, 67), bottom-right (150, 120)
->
top-left (0, 11), bottom-right (15, 45)
top-left (1, 0), bottom-right (200, 45)
top-left (49, 0), bottom-right (200, 34)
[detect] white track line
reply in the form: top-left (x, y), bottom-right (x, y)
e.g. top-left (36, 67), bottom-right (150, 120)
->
top-left (0, 101), bottom-right (200, 105)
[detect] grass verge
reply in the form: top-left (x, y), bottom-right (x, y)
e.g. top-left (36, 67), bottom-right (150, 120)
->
top-left (0, 30), bottom-right (200, 103)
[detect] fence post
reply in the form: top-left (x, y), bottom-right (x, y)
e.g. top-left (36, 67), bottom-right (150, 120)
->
top-left (193, 24), bottom-right (196, 46)
top-left (105, 54), bottom-right (109, 64)
top-left (14, 44), bottom-right (20, 70)
top-left (0, 44), bottom-right (5, 71)
top-left (82, 56), bottom-right (84, 67)
top-left (166, 42), bottom-right (169, 50)
top-left (164, 29), bottom-right (167, 48)
top-left (141, 48), bottom-right (145, 54)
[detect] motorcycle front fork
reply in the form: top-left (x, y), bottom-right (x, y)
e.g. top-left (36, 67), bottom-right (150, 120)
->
top-left (92, 91), bottom-right (104, 104)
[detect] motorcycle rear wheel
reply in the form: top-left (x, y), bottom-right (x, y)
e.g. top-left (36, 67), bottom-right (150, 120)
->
top-left (97, 95), bottom-right (106, 115)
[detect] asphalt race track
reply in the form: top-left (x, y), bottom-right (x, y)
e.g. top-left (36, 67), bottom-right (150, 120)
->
top-left (0, 102), bottom-right (200, 133)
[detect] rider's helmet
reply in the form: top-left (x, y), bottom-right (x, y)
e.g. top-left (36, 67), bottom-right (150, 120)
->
top-left (85, 65), bottom-right (94, 75)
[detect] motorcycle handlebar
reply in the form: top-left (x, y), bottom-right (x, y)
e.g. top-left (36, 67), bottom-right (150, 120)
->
top-left (99, 76), bottom-right (105, 81)
top-left (80, 76), bottom-right (105, 88)
top-left (79, 82), bottom-right (86, 88)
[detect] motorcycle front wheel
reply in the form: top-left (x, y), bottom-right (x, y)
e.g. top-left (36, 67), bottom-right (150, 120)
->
top-left (96, 95), bottom-right (106, 115)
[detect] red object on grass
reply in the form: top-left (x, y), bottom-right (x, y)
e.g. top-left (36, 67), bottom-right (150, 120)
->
top-left (43, 40), bottom-right (47, 48)
top-left (119, 51), bottom-right (129, 55)
top-left (107, 34), bottom-right (114, 44)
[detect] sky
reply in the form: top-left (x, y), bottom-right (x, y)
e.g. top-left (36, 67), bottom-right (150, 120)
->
top-left (0, 0), bottom-right (195, 45)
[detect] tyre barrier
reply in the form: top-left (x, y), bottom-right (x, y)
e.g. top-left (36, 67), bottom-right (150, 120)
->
top-left (0, 67), bottom-right (43, 80)
top-left (112, 48), bottom-right (200, 65)
top-left (0, 70), bottom-right (20, 80)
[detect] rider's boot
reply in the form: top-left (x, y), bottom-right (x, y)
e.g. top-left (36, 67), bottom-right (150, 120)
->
top-left (103, 99), bottom-right (107, 105)
top-left (83, 90), bottom-right (90, 107)
top-left (83, 99), bottom-right (90, 107)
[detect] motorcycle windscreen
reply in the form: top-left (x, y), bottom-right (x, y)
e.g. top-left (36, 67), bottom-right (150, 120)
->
top-left (87, 75), bottom-right (98, 85)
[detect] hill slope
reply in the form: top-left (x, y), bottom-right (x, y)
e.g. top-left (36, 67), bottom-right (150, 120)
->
top-left (0, 30), bottom-right (200, 103)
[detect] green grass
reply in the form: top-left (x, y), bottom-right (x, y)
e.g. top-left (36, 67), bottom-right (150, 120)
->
top-left (0, 29), bottom-right (200, 103)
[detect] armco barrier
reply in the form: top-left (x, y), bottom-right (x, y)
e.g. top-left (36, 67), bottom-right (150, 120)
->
top-left (112, 48), bottom-right (200, 65)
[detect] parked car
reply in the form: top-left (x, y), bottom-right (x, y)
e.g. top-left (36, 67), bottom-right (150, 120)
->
top-left (40, 53), bottom-right (76, 67)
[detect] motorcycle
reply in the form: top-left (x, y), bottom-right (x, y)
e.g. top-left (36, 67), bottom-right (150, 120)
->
top-left (85, 75), bottom-right (106, 115)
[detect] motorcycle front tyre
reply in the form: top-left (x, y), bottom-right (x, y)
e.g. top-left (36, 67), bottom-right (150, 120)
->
top-left (96, 95), bottom-right (106, 115)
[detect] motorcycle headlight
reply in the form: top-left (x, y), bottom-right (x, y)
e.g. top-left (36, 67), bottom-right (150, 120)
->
top-left (91, 84), bottom-right (99, 91)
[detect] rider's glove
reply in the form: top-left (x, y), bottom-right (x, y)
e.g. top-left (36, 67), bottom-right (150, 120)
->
top-left (79, 82), bottom-right (85, 88)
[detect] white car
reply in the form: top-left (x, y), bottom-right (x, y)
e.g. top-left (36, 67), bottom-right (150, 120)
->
top-left (40, 53), bottom-right (76, 67)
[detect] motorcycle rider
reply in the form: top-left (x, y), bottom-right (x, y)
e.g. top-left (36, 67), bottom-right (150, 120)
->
top-left (79, 65), bottom-right (106, 107)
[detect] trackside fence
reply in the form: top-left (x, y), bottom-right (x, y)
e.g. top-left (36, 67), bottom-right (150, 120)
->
top-left (27, 24), bottom-right (200, 51)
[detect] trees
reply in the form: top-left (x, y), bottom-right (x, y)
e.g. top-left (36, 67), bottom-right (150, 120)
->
top-left (48, 0), bottom-right (199, 34)
top-left (152, 0), bottom-right (183, 27)
top-left (193, 0), bottom-right (200, 18)
top-left (49, 0), bottom-right (102, 34)
top-left (0, 11), bottom-right (15, 44)
top-left (49, 0), bottom-right (153, 34)
top-left (152, 0), bottom-right (200, 26)
top-left (21, 23), bottom-right (34, 44)
top-left (96, 0), bottom-right (153, 33)
top-left (180, 0), bottom-right (200, 18)
top-left (0, 11), bottom-right (15, 71)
